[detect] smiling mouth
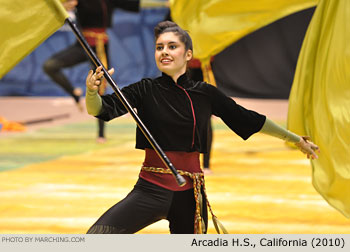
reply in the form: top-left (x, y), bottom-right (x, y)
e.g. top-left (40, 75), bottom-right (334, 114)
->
top-left (160, 58), bottom-right (172, 63)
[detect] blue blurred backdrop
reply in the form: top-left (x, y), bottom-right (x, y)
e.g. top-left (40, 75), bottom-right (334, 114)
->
top-left (0, 8), bottom-right (168, 97)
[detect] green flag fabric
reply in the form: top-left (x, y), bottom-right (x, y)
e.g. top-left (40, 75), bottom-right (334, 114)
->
top-left (0, 0), bottom-right (68, 78)
top-left (288, 0), bottom-right (350, 218)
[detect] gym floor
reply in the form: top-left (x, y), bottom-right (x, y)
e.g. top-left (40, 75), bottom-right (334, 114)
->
top-left (0, 97), bottom-right (349, 234)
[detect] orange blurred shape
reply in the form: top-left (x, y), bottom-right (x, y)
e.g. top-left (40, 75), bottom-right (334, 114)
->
top-left (0, 117), bottom-right (26, 132)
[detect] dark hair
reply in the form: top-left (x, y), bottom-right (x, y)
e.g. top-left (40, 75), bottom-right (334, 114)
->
top-left (154, 21), bottom-right (193, 52)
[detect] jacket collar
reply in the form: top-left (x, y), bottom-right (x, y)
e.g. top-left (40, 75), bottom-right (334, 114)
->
top-left (160, 72), bottom-right (192, 89)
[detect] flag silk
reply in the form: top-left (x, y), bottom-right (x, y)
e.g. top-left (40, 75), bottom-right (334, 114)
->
top-left (288, 0), bottom-right (350, 218)
top-left (0, 0), bottom-right (69, 78)
top-left (169, 0), bottom-right (318, 61)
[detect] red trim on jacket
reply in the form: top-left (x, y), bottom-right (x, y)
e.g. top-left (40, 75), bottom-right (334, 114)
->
top-left (175, 83), bottom-right (197, 148)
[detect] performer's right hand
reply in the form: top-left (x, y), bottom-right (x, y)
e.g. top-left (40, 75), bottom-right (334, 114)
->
top-left (86, 66), bottom-right (114, 93)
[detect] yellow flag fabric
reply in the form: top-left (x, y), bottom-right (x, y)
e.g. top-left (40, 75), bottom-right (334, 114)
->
top-left (170, 0), bottom-right (318, 61)
top-left (0, 0), bottom-right (69, 78)
top-left (288, 0), bottom-right (350, 218)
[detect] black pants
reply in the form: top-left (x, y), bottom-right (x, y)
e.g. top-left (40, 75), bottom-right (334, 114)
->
top-left (87, 178), bottom-right (208, 234)
top-left (43, 41), bottom-right (107, 138)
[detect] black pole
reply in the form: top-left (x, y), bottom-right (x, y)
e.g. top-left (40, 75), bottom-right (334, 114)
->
top-left (66, 18), bottom-right (186, 187)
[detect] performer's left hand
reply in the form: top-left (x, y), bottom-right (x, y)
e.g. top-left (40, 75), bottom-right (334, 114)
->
top-left (295, 136), bottom-right (320, 159)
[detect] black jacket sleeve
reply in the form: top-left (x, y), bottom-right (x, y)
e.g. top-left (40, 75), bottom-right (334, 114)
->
top-left (96, 79), bottom-right (147, 121)
top-left (209, 84), bottom-right (266, 140)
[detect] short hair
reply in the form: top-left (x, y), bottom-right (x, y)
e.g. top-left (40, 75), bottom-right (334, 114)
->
top-left (154, 21), bottom-right (193, 52)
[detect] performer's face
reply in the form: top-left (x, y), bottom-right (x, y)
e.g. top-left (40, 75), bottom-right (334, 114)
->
top-left (155, 32), bottom-right (192, 79)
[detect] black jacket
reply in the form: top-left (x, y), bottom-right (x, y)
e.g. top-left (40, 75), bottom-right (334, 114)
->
top-left (97, 73), bottom-right (266, 153)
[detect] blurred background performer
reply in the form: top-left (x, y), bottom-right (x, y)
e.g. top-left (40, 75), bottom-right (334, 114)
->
top-left (42, 0), bottom-right (140, 143)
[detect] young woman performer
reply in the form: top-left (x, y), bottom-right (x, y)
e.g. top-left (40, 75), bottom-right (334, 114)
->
top-left (85, 21), bottom-right (319, 234)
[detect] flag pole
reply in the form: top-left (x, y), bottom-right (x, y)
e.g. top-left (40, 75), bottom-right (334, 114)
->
top-left (66, 18), bottom-right (186, 187)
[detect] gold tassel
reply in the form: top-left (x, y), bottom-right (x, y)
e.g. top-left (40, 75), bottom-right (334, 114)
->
top-left (212, 215), bottom-right (228, 234)
top-left (193, 175), bottom-right (203, 234)
top-left (141, 166), bottom-right (228, 234)
top-left (199, 192), bottom-right (206, 233)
